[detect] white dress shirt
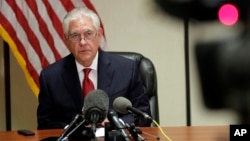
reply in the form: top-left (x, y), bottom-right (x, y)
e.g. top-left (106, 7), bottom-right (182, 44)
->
top-left (75, 51), bottom-right (98, 89)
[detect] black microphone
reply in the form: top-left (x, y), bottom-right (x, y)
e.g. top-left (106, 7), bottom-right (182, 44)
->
top-left (82, 89), bottom-right (109, 132)
top-left (108, 109), bottom-right (130, 141)
top-left (113, 97), bottom-right (152, 121)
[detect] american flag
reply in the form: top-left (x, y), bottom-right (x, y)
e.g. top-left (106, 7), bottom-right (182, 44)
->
top-left (0, 0), bottom-right (106, 97)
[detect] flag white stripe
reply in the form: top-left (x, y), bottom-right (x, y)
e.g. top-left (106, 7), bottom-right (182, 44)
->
top-left (36, 0), bottom-right (70, 58)
top-left (48, 0), bottom-right (68, 23)
top-left (16, 0), bottom-right (56, 64)
top-left (1, 0), bottom-right (42, 74)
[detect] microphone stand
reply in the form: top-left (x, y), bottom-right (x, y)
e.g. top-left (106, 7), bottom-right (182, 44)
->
top-left (57, 118), bottom-right (87, 141)
top-left (57, 114), bottom-right (81, 141)
top-left (90, 122), bottom-right (97, 141)
top-left (125, 123), bottom-right (146, 141)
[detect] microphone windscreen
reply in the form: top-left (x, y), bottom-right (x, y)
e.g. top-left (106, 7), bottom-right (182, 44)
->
top-left (113, 97), bottom-right (132, 114)
top-left (82, 89), bottom-right (109, 119)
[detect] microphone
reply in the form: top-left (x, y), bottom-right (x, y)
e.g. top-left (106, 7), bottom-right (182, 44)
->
top-left (82, 89), bottom-right (109, 132)
top-left (113, 97), bottom-right (152, 121)
top-left (108, 109), bottom-right (130, 141)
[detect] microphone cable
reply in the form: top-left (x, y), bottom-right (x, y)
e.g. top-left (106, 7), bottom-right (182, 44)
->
top-left (152, 119), bottom-right (172, 141)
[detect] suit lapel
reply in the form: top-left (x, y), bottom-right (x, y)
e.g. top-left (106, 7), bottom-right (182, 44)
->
top-left (97, 51), bottom-right (114, 94)
top-left (62, 54), bottom-right (83, 112)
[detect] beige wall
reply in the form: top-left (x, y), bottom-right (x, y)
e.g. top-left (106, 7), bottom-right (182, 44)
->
top-left (0, 0), bottom-right (240, 131)
top-left (0, 38), bottom-right (38, 131)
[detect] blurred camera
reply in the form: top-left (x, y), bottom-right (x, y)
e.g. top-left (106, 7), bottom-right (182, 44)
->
top-left (155, 0), bottom-right (250, 123)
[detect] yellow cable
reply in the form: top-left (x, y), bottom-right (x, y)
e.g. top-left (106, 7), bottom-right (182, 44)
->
top-left (153, 120), bottom-right (172, 141)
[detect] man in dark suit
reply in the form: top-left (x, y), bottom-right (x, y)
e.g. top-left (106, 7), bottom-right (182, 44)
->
top-left (37, 7), bottom-right (151, 129)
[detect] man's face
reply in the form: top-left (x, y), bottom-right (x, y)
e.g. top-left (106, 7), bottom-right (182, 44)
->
top-left (65, 16), bottom-right (102, 67)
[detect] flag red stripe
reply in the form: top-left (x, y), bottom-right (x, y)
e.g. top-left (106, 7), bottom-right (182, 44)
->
top-left (0, 12), bottom-right (40, 86)
top-left (25, 0), bottom-right (61, 61)
top-left (6, 0), bottom-right (50, 68)
top-left (0, 14), bottom-right (27, 62)
top-left (60, 0), bottom-right (75, 12)
top-left (42, 0), bottom-right (65, 43)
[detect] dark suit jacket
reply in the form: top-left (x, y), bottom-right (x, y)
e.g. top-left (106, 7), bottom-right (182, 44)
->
top-left (37, 50), bottom-right (151, 129)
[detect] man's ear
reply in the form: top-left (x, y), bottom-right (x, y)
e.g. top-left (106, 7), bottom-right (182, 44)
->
top-left (63, 34), bottom-right (68, 43)
top-left (97, 27), bottom-right (106, 50)
top-left (98, 27), bottom-right (104, 38)
top-left (63, 34), bottom-right (70, 49)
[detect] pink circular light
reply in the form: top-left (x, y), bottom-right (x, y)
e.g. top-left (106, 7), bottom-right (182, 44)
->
top-left (218, 4), bottom-right (239, 26)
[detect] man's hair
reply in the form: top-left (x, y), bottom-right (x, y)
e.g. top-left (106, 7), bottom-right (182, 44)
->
top-left (62, 7), bottom-right (100, 37)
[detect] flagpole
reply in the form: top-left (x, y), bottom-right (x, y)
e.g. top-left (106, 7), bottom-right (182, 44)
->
top-left (184, 18), bottom-right (191, 126)
top-left (3, 41), bottom-right (11, 131)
